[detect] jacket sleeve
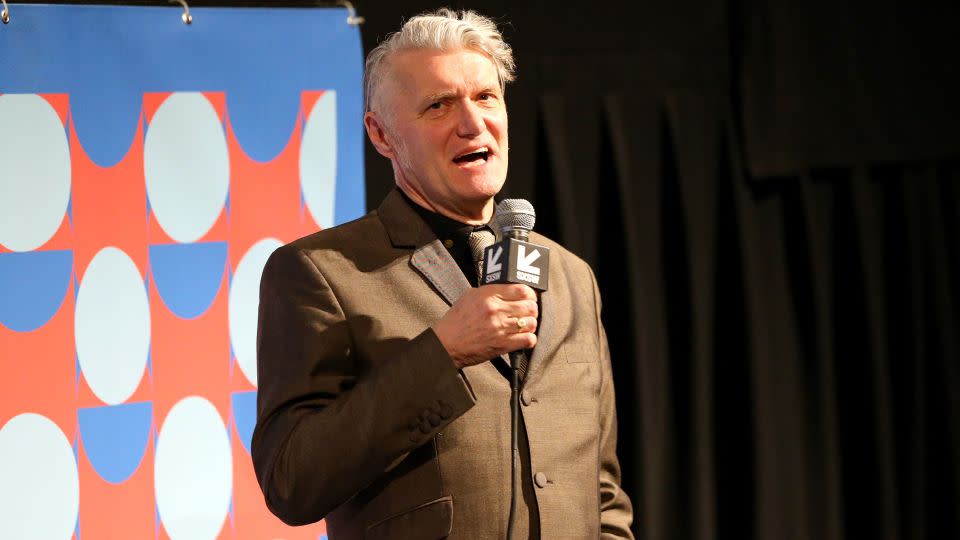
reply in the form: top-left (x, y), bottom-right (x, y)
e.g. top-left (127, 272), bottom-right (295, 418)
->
top-left (593, 272), bottom-right (636, 539)
top-left (251, 244), bottom-right (476, 526)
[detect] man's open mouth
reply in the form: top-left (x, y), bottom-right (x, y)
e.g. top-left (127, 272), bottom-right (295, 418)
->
top-left (453, 147), bottom-right (490, 164)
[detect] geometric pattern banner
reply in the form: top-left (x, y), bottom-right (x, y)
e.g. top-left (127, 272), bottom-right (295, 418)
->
top-left (0, 5), bottom-right (364, 539)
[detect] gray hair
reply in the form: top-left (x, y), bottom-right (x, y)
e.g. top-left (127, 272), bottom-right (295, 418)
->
top-left (364, 8), bottom-right (515, 113)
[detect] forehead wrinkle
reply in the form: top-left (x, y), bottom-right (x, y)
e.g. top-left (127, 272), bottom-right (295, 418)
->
top-left (378, 49), bottom-right (503, 118)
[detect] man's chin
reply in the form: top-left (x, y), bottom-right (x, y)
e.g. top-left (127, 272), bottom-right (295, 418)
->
top-left (462, 186), bottom-right (503, 207)
top-left (458, 173), bottom-right (506, 197)
top-left (443, 189), bottom-right (499, 222)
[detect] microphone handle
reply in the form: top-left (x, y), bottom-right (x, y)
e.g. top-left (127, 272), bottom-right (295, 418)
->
top-left (508, 350), bottom-right (527, 371)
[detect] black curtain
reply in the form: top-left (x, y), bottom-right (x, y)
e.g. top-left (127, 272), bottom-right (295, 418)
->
top-left (356, 1), bottom-right (959, 538)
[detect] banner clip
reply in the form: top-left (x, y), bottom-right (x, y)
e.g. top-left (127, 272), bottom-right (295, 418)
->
top-left (2, 0), bottom-right (10, 24)
top-left (169, 0), bottom-right (192, 25)
top-left (337, 1), bottom-right (364, 26)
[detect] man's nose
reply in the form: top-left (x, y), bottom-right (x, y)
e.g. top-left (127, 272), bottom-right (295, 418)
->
top-left (456, 101), bottom-right (485, 138)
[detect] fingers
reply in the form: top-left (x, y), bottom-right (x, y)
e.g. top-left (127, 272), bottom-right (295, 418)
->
top-left (434, 284), bottom-right (540, 369)
top-left (514, 316), bottom-right (529, 331)
top-left (505, 326), bottom-right (538, 350)
top-left (504, 314), bottom-right (538, 334)
top-left (497, 292), bottom-right (538, 337)
top-left (493, 283), bottom-right (537, 302)
top-left (506, 298), bottom-right (538, 320)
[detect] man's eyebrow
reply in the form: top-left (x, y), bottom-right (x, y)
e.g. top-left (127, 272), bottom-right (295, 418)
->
top-left (417, 86), bottom-right (501, 111)
top-left (421, 91), bottom-right (457, 105)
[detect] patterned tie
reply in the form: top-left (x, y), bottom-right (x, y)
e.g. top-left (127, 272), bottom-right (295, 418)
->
top-left (467, 228), bottom-right (496, 285)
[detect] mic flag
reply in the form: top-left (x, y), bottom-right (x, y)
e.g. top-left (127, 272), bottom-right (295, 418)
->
top-left (481, 199), bottom-right (550, 291)
top-left (481, 238), bottom-right (550, 290)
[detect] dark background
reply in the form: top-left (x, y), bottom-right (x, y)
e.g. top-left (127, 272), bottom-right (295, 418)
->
top-left (352, 1), bottom-right (960, 539)
top-left (24, 1), bottom-right (958, 537)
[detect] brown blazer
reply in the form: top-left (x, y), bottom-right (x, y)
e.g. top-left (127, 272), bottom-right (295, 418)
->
top-left (253, 189), bottom-right (634, 539)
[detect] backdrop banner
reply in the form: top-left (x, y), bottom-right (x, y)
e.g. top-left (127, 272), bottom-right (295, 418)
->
top-left (0, 4), bottom-right (364, 539)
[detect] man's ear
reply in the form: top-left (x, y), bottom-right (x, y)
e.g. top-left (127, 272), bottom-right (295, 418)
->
top-left (364, 112), bottom-right (396, 159)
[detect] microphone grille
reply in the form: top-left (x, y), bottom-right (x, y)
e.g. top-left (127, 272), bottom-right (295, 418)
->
top-left (495, 199), bottom-right (536, 233)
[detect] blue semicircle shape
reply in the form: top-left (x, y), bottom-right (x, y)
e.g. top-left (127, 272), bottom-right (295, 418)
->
top-left (149, 242), bottom-right (227, 319)
top-left (231, 390), bottom-right (257, 455)
top-left (227, 86), bottom-right (300, 164)
top-left (71, 88), bottom-right (142, 168)
top-left (78, 401), bottom-right (153, 484)
top-left (0, 250), bottom-right (73, 332)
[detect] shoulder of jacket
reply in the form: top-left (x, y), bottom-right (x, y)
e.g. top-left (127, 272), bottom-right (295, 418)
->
top-left (284, 209), bottom-right (386, 252)
top-left (528, 231), bottom-right (594, 277)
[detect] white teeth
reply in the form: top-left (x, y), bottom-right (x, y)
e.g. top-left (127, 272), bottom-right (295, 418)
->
top-left (457, 147), bottom-right (489, 159)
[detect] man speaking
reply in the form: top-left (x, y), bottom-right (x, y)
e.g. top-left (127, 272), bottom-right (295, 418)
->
top-left (252, 9), bottom-right (634, 539)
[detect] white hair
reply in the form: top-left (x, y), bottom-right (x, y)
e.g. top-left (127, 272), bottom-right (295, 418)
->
top-left (364, 8), bottom-right (515, 113)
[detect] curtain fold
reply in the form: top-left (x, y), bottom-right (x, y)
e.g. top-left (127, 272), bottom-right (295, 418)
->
top-left (593, 92), bottom-right (678, 540)
top-left (531, 88), bottom-right (959, 540)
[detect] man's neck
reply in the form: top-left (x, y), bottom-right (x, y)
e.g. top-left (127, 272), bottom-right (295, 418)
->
top-left (397, 186), bottom-right (493, 225)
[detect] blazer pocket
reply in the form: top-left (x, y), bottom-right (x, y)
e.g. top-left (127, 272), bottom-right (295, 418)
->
top-left (365, 496), bottom-right (453, 540)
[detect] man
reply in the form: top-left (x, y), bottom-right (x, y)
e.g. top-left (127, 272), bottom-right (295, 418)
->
top-left (253, 9), bottom-right (633, 539)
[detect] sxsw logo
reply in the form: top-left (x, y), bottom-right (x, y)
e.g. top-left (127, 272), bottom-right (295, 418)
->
top-left (482, 238), bottom-right (550, 291)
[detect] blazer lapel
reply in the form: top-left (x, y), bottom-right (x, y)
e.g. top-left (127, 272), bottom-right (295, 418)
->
top-left (525, 240), bottom-right (567, 383)
top-left (410, 240), bottom-right (471, 306)
top-left (378, 189), bottom-right (471, 306)
top-left (378, 189), bottom-right (512, 376)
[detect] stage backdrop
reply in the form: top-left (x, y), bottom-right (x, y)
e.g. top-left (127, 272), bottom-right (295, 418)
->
top-left (0, 4), bottom-right (364, 539)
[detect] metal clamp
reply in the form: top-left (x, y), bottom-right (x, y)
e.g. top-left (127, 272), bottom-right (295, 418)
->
top-left (169, 0), bottom-right (192, 25)
top-left (337, 1), bottom-right (364, 26)
top-left (1, 0), bottom-right (10, 25)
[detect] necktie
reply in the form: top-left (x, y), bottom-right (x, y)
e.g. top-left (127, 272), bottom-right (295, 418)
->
top-left (467, 228), bottom-right (496, 285)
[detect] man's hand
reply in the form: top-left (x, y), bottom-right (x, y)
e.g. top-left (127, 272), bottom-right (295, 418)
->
top-left (433, 284), bottom-right (539, 369)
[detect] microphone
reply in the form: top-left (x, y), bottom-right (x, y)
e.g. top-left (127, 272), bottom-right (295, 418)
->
top-left (496, 198), bottom-right (536, 241)
top-left (484, 199), bottom-right (548, 540)
top-left (481, 199), bottom-right (550, 291)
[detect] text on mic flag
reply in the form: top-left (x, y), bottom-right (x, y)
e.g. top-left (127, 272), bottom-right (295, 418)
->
top-left (481, 238), bottom-right (550, 291)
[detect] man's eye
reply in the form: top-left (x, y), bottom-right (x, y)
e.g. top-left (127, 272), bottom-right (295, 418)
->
top-left (428, 102), bottom-right (443, 110)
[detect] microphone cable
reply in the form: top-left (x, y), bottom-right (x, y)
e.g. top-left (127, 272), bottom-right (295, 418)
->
top-left (506, 350), bottom-right (523, 540)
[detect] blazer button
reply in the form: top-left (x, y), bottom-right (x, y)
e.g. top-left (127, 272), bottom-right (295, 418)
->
top-left (438, 401), bottom-right (453, 419)
top-left (428, 412), bottom-right (443, 427)
top-left (520, 390), bottom-right (533, 406)
top-left (534, 472), bottom-right (548, 488)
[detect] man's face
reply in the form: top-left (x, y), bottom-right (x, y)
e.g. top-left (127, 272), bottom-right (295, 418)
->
top-left (365, 47), bottom-right (508, 223)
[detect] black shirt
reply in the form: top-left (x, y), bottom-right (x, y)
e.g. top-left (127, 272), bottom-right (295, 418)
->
top-left (399, 191), bottom-right (492, 286)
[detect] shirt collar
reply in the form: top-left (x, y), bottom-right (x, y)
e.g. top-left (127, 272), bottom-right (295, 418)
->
top-left (398, 190), bottom-right (494, 244)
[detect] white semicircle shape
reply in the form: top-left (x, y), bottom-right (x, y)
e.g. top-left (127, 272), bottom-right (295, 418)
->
top-left (75, 247), bottom-right (151, 406)
top-left (229, 238), bottom-right (283, 387)
top-left (155, 396), bottom-right (233, 540)
top-left (0, 94), bottom-right (72, 252)
top-left (0, 413), bottom-right (80, 539)
top-left (300, 91), bottom-right (338, 230)
top-left (145, 92), bottom-right (229, 244)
